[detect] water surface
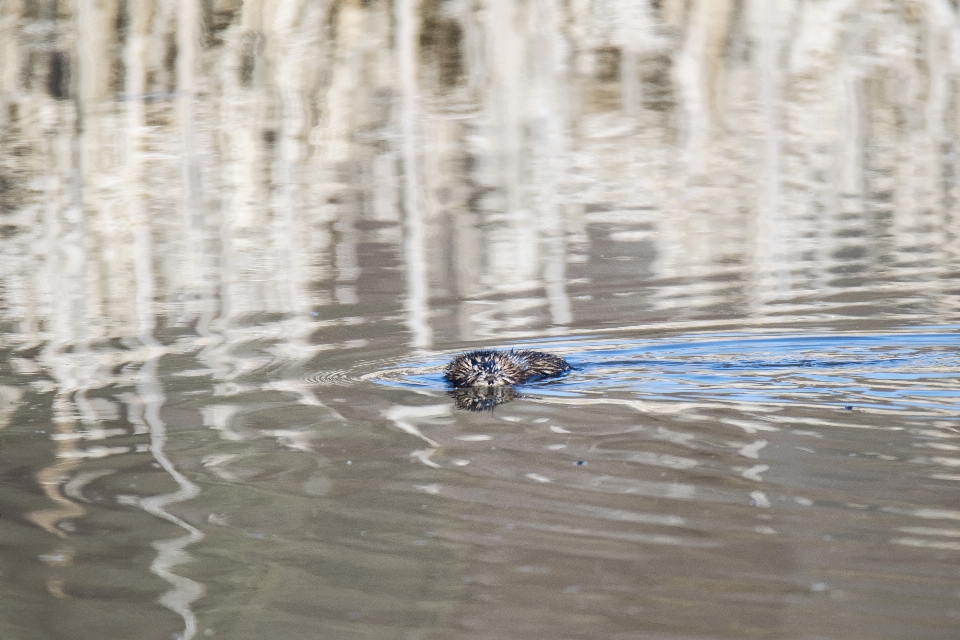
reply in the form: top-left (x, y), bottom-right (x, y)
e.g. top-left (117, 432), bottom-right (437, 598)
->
top-left (2, 1), bottom-right (960, 639)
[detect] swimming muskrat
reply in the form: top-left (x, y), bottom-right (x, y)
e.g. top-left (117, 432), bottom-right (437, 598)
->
top-left (445, 349), bottom-right (571, 388)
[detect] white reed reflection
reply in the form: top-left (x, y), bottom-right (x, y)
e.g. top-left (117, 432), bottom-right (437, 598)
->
top-left (136, 351), bottom-right (205, 640)
top-left (398, 0), bottom-right (433, 349)
top-left (3, 1), bottom-right (960, 348)
top-left (383, 403), bottom-right (450, 467)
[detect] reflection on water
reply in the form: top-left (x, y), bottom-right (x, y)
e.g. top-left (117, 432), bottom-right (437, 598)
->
top-left (449, 385), bottom-right (520, 411)
top-left (2, 1), bottom-right (960, 638)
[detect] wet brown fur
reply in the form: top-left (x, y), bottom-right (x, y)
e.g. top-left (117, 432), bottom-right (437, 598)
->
top-left (445, 349), bottom-right (571, 388)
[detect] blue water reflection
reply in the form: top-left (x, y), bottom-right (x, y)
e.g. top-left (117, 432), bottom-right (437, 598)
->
top-left (387, 329), bottom-right (960, 413)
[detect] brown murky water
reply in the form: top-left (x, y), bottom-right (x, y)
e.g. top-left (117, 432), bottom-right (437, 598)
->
top-left (2, 1), bottom-right (960, 638)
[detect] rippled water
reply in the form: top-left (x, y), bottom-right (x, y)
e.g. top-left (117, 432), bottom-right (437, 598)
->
top-left (3, 1), bottom-right (960, 639)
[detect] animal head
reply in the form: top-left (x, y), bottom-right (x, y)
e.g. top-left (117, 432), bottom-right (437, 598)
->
top-left (446, 350), bottom-right (522, 388)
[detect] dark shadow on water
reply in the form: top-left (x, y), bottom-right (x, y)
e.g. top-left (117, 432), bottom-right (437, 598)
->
top-left (449, 386), bottom-right (519, 411)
